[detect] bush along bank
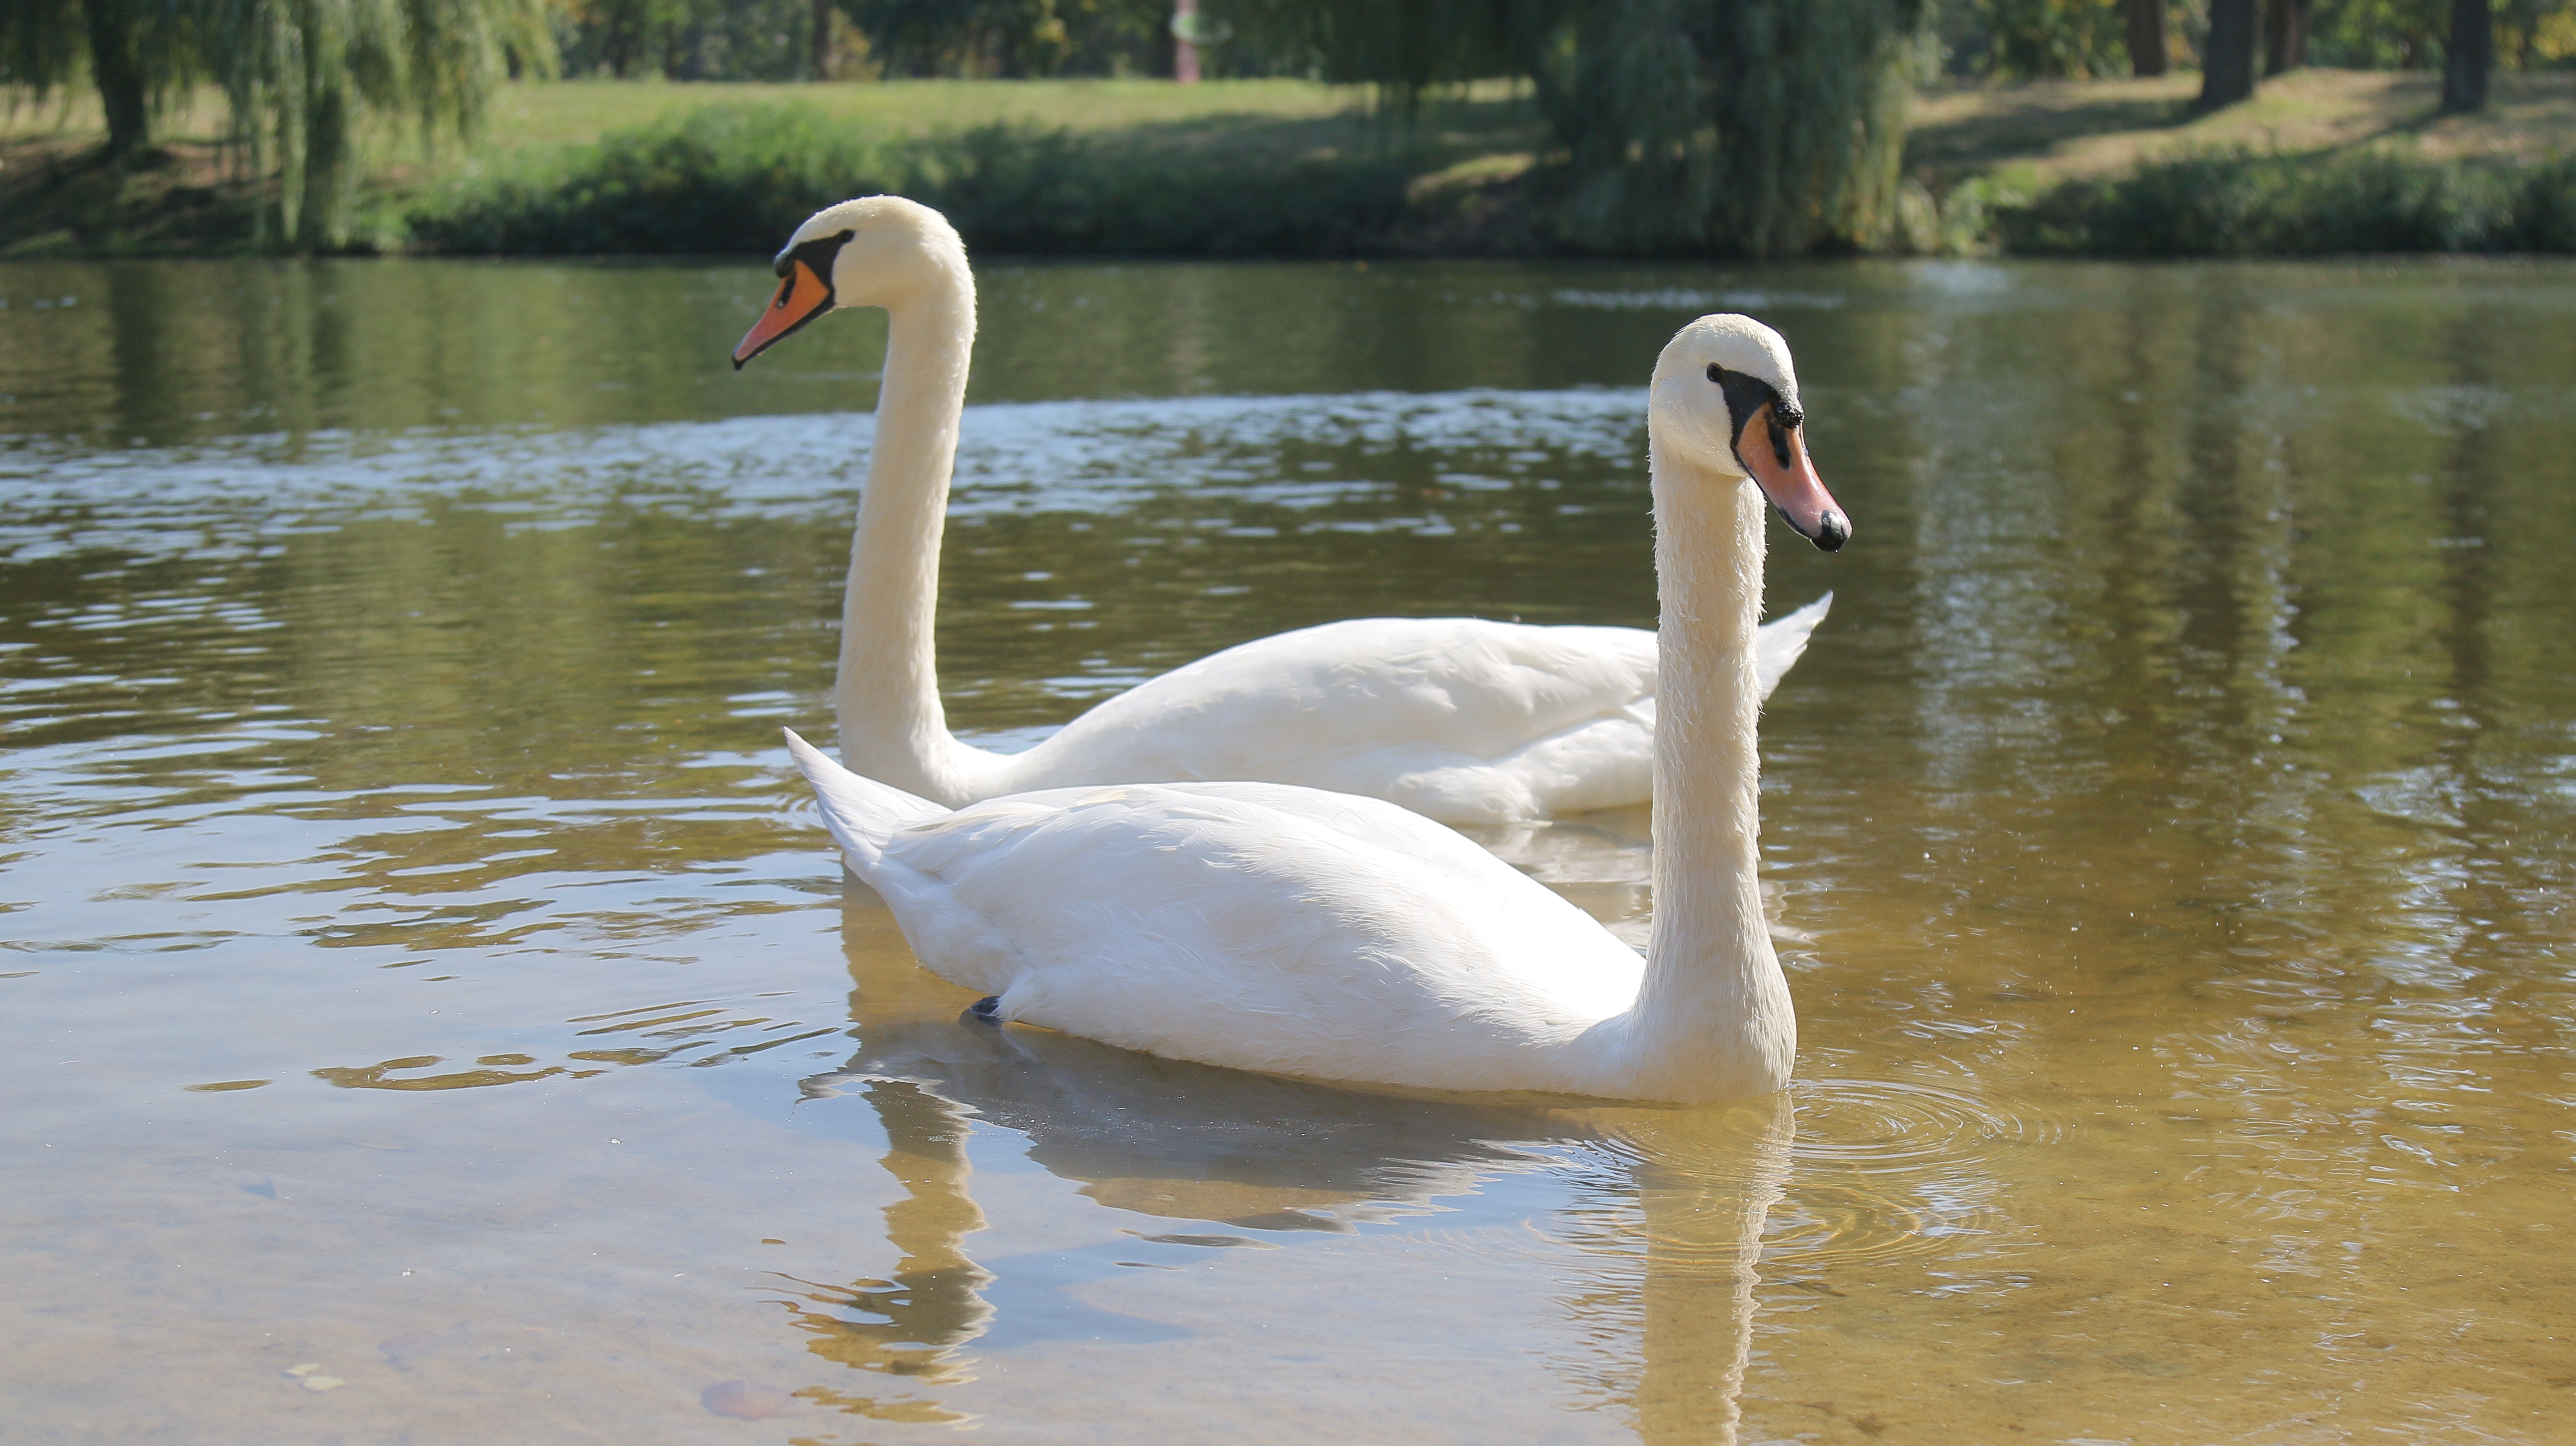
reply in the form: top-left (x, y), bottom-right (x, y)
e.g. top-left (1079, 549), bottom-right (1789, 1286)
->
top-left (1988, 148), bottom-right (2576, 257)
top-left (403, 103), bottom-right (1425, 257)
top-left (408, 112), bottom-right (2576, 261)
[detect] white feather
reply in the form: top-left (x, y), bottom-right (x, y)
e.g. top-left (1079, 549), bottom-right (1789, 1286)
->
top-left (779, 311), bottom-right (1835, 1105)
top-left (759, 196), bottom-right (1834, 825)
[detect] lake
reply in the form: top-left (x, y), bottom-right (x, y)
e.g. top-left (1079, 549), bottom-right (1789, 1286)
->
top-left (3, 254), bottom-right (2570, 1445)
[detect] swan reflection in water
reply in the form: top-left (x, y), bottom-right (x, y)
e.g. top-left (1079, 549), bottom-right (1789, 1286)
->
top-left (773, 884), bottom-right (1796, 1443)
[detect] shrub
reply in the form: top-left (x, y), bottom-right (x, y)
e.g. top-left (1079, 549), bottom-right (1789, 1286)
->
top-left (1989, 148), bottom-right (2576, 257)
top-left (407, 102), bottom-right (1419, 257)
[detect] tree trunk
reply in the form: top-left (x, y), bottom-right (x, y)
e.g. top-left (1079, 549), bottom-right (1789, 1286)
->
top-left (77, 0), bottom-right (151, 159)
top-left (301, 81), bottom-right (359, 251)
top-left (1173, 0), bottom-right (1199, 83)
top-left (2442, 0), bottom-right (2491, 112)
top-left (2199, 0), bottom-right (2261, 109)
top-left (2125, 0), bottom-right (2168, 77)
top-left (2264, 0), bottom-right (2309, 74)
top-left (812, 0), bottom-right (832, 78)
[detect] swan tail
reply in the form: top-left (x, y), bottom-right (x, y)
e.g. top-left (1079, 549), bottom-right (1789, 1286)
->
top-left (1754, 591), bottom-right (1833, 702)
top-left (783, 727), bottom-right (950, 874)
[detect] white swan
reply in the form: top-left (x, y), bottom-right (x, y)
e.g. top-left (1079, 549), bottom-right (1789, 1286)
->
top-left (735, 196), bottom-right (1842, 826)
top-left (782, 312), bottom-right (1845, 1104)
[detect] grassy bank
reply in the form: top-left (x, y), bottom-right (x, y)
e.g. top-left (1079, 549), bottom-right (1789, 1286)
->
top-left (1989, 150), bottom-right (2576, 255)
top-left (404, 86), bottom-right (1535, 257)
top-left (1907, 67), bottom-right (2576, 255)
top-left (7, 69), bottom-right (2576, 259)
top-left (0, 78), bottom-right (1540, 259)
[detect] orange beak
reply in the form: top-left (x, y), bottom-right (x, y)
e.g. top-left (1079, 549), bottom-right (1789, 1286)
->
top-left (1738, 402), bottom-right (1850, 553)
top-left (733, 259), bottom-right (834, 369)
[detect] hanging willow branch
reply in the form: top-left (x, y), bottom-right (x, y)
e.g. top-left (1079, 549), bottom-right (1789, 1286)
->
top-left (1216, 0), bottom-right (1923, 256)
top-left (206, 0), bottom-right (553, 249)
top-left (4, 0), bottom-right (210, 158)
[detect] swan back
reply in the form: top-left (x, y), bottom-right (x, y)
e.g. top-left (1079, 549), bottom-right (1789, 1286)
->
top-left (787, 731), bottom-right (1649, 1094)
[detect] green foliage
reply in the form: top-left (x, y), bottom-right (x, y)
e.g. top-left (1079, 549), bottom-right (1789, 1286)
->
top-left (1223, 0), bottom-right (1925, 255)
top-left (1990, 0), bottom-right (2127, 76)
top-left (2307, 0), bottom-right (2455, 67)
top-left (1935, 0), bottom-right (2130, 78)
top-left (1212, 0), bottom-right (1521, 88)
top-left (542, 0), bottom-right (1207, 83)
top-left (407, 103), bottom-right (900, 251)
top-left (405, 100), bottom-right (1415, 254)
top-left (1993, 149), bottom-right (2576, 254)
top-left (5, 0), bottom-right (212, 154)
top-left (5, 0), bottom-right (552, 239)
top-left (850, 0), bottom-right (1060, 77)
top-left (2, 0), bottom-right (92, 95)
top-left (1526, 0), bottom-right (1923, 255)
top-left (554, 0), bottom-right (804, 80)
top-left (209, 0), bottom-right (556, 249)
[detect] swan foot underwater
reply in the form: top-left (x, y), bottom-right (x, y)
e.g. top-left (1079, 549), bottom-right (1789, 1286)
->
top-left (735, 195), bottom-right (1840, 826)
top-left (777, 271), bottom-right (1853, 1103)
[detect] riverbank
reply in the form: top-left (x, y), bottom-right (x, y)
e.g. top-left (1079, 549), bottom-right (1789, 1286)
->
top-left (6, 69), bottom-right (2573, 260)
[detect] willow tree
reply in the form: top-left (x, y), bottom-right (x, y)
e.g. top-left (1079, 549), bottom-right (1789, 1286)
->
top-left (2, 0), bottom-right (207, 159)
top-left (206, 0), bottom-right (553, 249)
top-left (1527, 0), bottom-right (1922, 254)
top-left (1219, 0), bottom-right (1924, 256)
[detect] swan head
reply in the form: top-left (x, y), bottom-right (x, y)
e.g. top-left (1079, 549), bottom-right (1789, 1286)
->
top-left (1650, 315), bottom-right (1850, 553)
top-left (733, 196), bottom-right (970, 369)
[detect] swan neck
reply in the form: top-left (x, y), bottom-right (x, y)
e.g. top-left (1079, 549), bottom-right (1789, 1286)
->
top-left (1629, 441), bottom-right (1795, 1100)
top-left (835, 270), bottom-right (989, 801)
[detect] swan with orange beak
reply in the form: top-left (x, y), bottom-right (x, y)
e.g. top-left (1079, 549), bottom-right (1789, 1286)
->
top-left (1652, 313), bottom-right (1850, 553)
top-left (732, 195), bottom-right (1846, 825)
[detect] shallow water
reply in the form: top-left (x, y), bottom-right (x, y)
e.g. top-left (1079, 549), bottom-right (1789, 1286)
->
top-left (3, 255), bottom-right (2571, 1445)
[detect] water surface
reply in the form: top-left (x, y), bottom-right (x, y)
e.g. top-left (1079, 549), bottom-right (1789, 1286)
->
top-left (3, 255), bottom-right (2571, 1444)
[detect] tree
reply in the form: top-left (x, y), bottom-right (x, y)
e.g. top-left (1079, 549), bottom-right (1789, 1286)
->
top-left (2443, 0), bottom-right (2492, 111)
top-left (2, 0), bottom-right (203, 160)
top-left (2266, 0), bottom-right (2310, 72)
top-left (2125, 0), bottom-right (2167, 75)
top-left (1221, 0), bottom-right (1924, 255)
top-left (837, 0), bottom-right (1077, 77)
top-left (2199, 0), bottom-right (2260, 108)
top-left (211, 0), bottom-right (556, 249)
top-left (4, 0), bottom-right (548, 236)
top-left (1982, 0), bottom-right (2126, 76)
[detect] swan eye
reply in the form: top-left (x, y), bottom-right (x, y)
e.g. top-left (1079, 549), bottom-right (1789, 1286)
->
top-left (773, 227), bottom-right (857, 280)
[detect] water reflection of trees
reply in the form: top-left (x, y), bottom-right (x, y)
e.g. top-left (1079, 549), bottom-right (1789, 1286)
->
top-left (784, 883), bottom-right (1795, 1442)
top-left (1870, 267), bottom-right (2576, 1308)
top-left (1880, 265), bottom-right (2575, 997)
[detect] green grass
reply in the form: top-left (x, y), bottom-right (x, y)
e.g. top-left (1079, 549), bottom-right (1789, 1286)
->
top-left (1990, 148), bottom-right (2576, 256)
top-left (403, 101), bottom-right (1438, 256)
top-left (2, 77), bottom-right (1543, 258)
top-left (462, 77), bottom-right (1377, 151)
top-left (13, 69), bottom-right (2576, 258)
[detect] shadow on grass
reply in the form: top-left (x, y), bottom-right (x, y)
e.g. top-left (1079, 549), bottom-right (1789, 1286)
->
top-left (0, 138), bottom-right (259, 258)
top-left (1905, 89), bottom-right (2194, 179)
top-left (403, 95), bottom-right (1553, 259)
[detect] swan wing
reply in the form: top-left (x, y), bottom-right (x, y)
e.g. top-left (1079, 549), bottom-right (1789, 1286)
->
top-left (1006, 618), bottom-right (1655, 822)
top-left (1753, 590), bottom-right (1832, 700)
top-left (873, 781), bottom-right (1645, 1092)
top-left (998, 602), bottom-right (1829, 824)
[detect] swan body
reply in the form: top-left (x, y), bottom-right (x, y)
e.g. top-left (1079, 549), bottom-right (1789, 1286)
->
top-left (736, 195), bottom-right (1834, 825)
top-left (924, 601), bottom-right (1827, 823)
top-left (788, 311), bottom-right (1851, 1104)
top-left (789, 739), bottom-right (1653, 1093)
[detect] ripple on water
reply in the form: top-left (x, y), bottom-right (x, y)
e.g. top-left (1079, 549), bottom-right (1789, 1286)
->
top-left (1789, 1077), bottom-right (2067, 1174)
top-left (1754, 1078), bottom-right (2067, 1269)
